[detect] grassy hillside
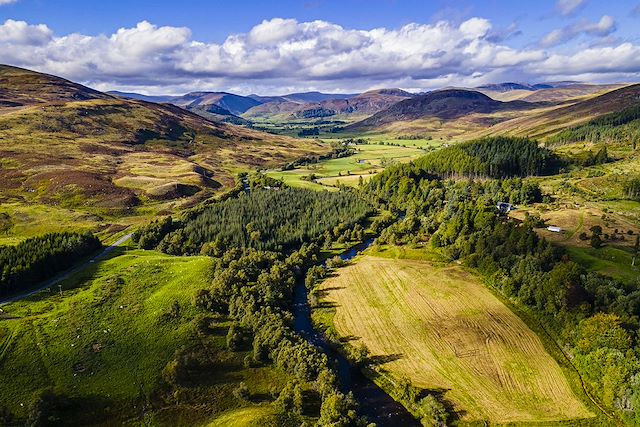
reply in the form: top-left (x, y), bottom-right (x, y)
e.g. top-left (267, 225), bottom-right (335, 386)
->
top-left (313, 253), bottom-right (593, 424)
top-left (0, 249), bottom-right (292, 425)
top-left (0, 65), bottom-right (329, 244)
top-left (0, 65), bottom-right (111, 108)
top-left (482, 84), bottom-right (640, 140)
top-left (479, 84), bottom-right (625, 103)
top-left (266, 140), bottom-right (439, 190)
top-left (337, 84), bottom-right (638, 142)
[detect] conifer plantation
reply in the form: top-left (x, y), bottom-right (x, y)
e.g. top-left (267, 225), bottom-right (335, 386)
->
top-left (134, 188), bottom-right (373, 254)
top-left (413, 137), bottom-right (555, 178)
top-left (0, 232), bottom-right (101, 296)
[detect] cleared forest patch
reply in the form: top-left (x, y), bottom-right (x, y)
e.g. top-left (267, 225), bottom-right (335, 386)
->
top-left (317, 255), bottom-right (593, 424)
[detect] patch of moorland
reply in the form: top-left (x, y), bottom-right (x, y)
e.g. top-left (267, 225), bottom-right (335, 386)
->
top-left (0, 65), bottom-right (329, 245)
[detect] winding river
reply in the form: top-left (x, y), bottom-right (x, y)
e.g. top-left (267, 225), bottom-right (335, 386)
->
top-left (293, 239), bottom-right (419, 426)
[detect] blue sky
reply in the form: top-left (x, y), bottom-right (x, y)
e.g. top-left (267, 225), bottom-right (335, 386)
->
top-left (1, 0), bottom-right (639, 94)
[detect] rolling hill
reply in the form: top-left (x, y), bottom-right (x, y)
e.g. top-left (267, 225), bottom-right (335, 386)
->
top-left (478, 83), bottom-right (626, 103)
top-left (477, 82), bottom-right (554, 92)
top-left (482, 83), bottom-right (640, 139)
top-left (249, 91), bottom-right (357, 104)
top-left (107, 91), bottom-right (177, 104)
top-left (170, 92), bottom-right (262, 116)
top-left (0, 65), bottom-right (112, 108)
top-left (0, 64), bottom-right (328, 241)
top-left (518, 83), bottom-right (627, 103)
top-left (346, 89), bottom-right (534, 132)
top-left (244, 88), bottom-right (413, 120)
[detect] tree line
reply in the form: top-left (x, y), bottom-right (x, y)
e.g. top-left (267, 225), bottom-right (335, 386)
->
top-left (190, 241), bottom-right (370, 425)
top-left (624, 175), bottom-right (640, 201)
top-left (0, 232), bottom-right (101, 297)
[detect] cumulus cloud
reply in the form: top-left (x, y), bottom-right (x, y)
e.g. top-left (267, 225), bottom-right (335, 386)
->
top-left (0, 19), bottom-right (52, 45)
top-left (541, 15), bottom-right (616, 47)
top-left (0, 16), bottom-right (637, 94)
top-left (556, 0), bottom-right (586, 16)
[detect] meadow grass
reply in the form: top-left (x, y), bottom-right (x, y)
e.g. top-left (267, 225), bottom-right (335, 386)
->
top-left (0, 250), bottom-right (289, 424)
top-left (314, 254), bottom-right (594, 424)
top-left (265, 142), bottom-right (430, 190)
top-left (566, 246), bottom-right (639, 283)
top-left (204, 406), bottom-right (275, 427)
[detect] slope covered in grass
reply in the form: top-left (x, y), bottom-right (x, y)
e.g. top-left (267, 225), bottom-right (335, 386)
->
top-left (0, 250), bottom-right (290, 425)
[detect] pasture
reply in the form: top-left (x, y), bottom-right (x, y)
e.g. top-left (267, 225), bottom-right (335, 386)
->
top-left (266, 142), bottom-right (433, 189)
top-left (315, 254), bottom-right (594, 424)
top-left (0, 250), bottom-right (288, 424)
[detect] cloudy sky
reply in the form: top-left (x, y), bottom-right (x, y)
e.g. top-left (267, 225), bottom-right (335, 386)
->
top-left (1, 0), bottom-right (640, 95)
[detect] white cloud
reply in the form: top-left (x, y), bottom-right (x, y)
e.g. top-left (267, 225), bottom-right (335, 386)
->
top-left (0, 16), bottom-right (637, 94)
top-left (556, 0), bottom-right (586, 16)
top-left (0, 0), bottom-right (19, 5)
top-left (538, 43), bottom-right (640, 75)
top-left (541, 15), bottom-right (616, 46)
top-left (0, 20), bottom-right (52, 45)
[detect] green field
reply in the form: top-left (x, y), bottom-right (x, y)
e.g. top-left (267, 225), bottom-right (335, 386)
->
top-left (567, 245), bottom-right (639, 283)
top-left (314, 252), bottom-right (594, 424)
top-left (205, 406), bottom-right (276, 427)
top-left (0, 249), bottom-right (290, 425)
top-left (266, 140), bottom-right (440, 190)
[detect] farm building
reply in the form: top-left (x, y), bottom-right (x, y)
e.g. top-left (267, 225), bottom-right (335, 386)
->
top-left (496, 202), bottom-right (514, 214)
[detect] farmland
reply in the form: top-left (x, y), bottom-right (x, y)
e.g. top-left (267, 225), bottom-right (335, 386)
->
top-left (314, 253), bottom-right (594, 424)
top-left (266, 139), bottom-right (441, 189)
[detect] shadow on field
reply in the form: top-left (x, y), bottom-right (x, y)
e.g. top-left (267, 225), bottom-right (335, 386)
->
top-left (317, 286), bottom-right (345, 293)
top-left (338, 334), bottom-right (361, 343)
top-left (368, 353), bottom-right (404, 365)
top-left (314, 301), bottom-right (338, 309)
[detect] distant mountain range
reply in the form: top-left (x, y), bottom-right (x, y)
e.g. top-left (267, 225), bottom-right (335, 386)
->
top-left (109, 81), bottom-right (630, 126)
top-left (249, 91), bottom-right (357, 104)
top-left (108, 90), bottom-right (360, 120)
top-left (109, 88), bottom-right (409, 121)
top-left (2, 63), bottom-right (639, 208)
top-left (475, 82), bottom-right (579, 92)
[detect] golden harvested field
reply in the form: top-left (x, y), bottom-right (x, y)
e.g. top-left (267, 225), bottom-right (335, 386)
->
top-left (318, 255), bottom-right (593, 424)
